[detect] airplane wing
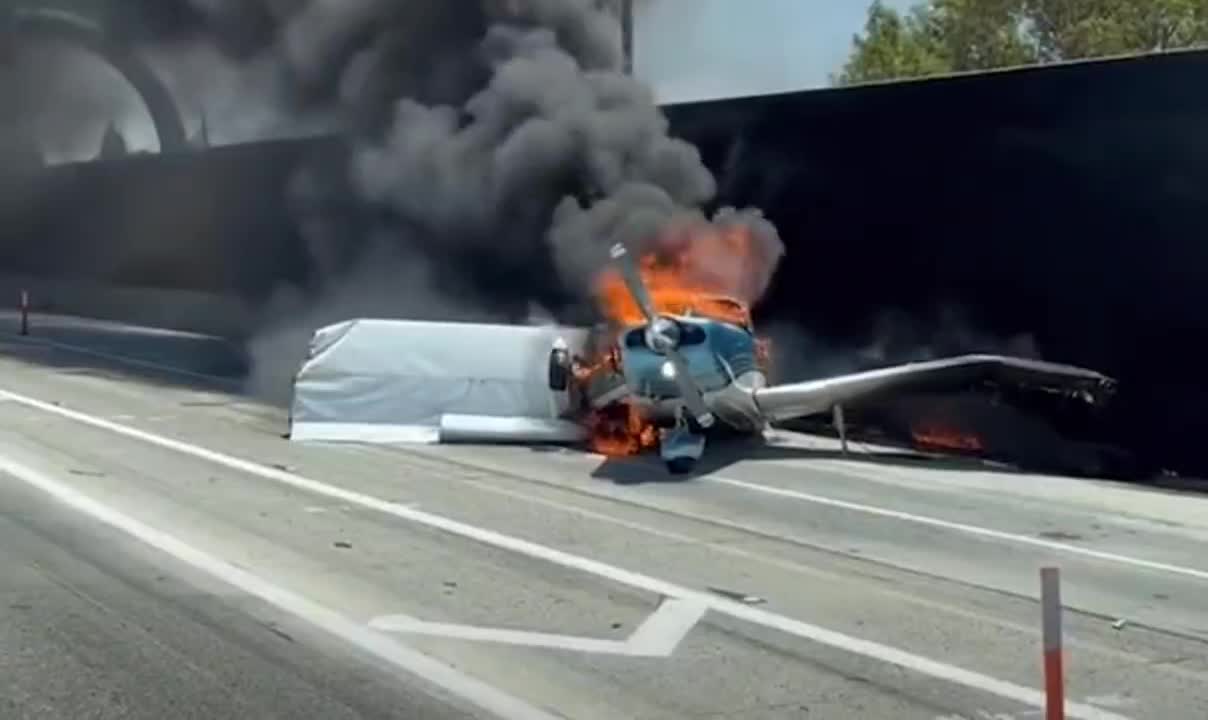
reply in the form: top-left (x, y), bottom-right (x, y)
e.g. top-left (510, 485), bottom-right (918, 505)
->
top-left (752, 354), bottom-right (1116, 424)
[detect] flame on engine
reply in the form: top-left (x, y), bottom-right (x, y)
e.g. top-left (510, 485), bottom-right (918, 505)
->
top-left (911, 422), bottom-right (985, 454)
top-left (578, 222), bottom-right (780, 457)
top-left (592, 221), bottom-right (774, 328)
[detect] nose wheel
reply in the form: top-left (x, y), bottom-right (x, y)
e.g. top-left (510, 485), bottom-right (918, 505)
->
top-left (660, 409), bottom-right (706, 475)
top-left (665, 457), bottom-right (698, 475)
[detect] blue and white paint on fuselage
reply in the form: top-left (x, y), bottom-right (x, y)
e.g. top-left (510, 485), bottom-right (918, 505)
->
top-left (617, 316), bottom-right (767, 433)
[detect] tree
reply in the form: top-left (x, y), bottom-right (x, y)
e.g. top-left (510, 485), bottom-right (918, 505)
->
top-left (1028, 0), bottom-right (1208, 60)
top-left (833, 2), bottom-right (950, 85)
top-left (836, 0), bottom-right (1208, 86)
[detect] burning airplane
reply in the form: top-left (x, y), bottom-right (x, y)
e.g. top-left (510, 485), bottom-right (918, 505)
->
top-left (287, 225), bottom-right (1117, 475)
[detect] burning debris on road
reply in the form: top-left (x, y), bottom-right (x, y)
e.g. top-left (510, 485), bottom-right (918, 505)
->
top-left (910, 422), bottom-right (986, 455)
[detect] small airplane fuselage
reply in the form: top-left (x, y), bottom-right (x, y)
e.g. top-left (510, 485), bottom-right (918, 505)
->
top-left (613, 314), bottom-right (768, 433)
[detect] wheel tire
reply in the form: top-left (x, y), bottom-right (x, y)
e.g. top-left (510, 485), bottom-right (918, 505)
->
top-left (665, 457), bottom-right (697, 475)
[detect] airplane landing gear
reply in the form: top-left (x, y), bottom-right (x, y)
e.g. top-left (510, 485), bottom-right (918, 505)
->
top-left (665, 457), bottom-right (697, 475)
top-left (660, 408), bottom-right (706, 476)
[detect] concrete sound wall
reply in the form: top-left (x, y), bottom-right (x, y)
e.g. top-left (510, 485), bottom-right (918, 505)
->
top-left (0, 272), bottom-right (254, 338)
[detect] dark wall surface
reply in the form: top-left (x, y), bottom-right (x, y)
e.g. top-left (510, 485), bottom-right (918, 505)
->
top-left (665, 50), bottom-right (1208, 477)
top-left (3, 49), bottom-right (1208, 474)
top-left (0, 137), bottom-right (329, 298)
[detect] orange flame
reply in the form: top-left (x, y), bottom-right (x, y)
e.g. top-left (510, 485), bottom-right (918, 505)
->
top-left (911, 423), bottom-right (985, 454)
top-left (580, 222), bottom-right (780, 456)
top-left (592, 222), bottom-right (772, 328)
top-left (586, 402), bottom-right (659, 456)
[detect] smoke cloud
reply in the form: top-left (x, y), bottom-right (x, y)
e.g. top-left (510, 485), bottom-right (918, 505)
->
top-left (4, 0), bottom-right (784, 398)
top-left (157, 0), bottom-right (785, 396)
top-left (0, 39), bottom-right (157, 162)
top-left (764, 304), bottom-right (1042, 384)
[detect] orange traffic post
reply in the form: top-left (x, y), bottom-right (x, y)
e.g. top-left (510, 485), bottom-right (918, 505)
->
top-left (19, 289), bottom-right (28, 336)
top-left (1041, 566), bottom-right (1064, 720)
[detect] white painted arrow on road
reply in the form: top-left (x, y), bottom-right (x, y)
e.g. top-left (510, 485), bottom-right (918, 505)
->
top-left (369, 598), bottom-right (707, 657)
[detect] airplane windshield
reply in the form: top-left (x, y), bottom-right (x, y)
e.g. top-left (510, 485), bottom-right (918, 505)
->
top-left (654, 294), bottom-right (752, 330)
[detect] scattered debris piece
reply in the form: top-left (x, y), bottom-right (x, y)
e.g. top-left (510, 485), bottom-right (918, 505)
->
top-left (68, 469), bottom-right (105, 478)
top-left (1038, 530), bottom-right (1084, 542)
top-left (262, 623), bottom-right (296, 644)
top-left (706, 587), bottom-right (766, 605)
top-left (333, 541), bottom-right (352, 549)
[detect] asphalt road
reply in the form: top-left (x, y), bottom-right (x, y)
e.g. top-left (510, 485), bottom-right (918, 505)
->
top-left (1, 313), bottom-right (1207, 719)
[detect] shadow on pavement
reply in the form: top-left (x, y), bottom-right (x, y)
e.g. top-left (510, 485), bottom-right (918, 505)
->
top-left (586, 432), bottom-right (1008, 486)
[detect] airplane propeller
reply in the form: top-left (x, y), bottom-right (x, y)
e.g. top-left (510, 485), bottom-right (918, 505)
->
top-left (608, 243), bottom-right (715, 429)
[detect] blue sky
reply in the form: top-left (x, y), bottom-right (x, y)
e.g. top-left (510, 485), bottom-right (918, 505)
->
top-left (635, 0), bottom-right (918, 103)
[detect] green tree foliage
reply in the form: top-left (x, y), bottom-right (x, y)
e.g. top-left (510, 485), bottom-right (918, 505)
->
top-left (833, 2), bottom-right (950, 84)
top-left (836, 0), bottom-right (1208, 85)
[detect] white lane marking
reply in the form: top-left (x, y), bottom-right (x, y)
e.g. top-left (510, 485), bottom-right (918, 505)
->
top-left (1083, 695), bottom-right (1137, 709)
top-left (936, 712), bottom-right (1028, 720)
top-left (371, 598), bottom-right (707, 658)
top-left (709, 474), bottom-right (1208, 583)
top-left (0, 388), bottom-right (1134, 720)
top-left (304, 504), bottom-right (356, 514)
top-left (0, 453), bottom-right (557, 720)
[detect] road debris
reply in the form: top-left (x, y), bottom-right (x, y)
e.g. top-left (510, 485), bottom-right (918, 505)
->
top-left (707, 586), bottom-right (766, 605)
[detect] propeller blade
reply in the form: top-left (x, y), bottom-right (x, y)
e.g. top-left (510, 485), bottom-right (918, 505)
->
top-left (665, 349), bottom-right (715, 428)
top-left (609, 243), bottom-right (657, 322)
top-left (609, 244), bottom-right (711, 427)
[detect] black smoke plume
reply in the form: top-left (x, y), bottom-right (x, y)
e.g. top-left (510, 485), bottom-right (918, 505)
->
top-left (155, 0), bottom-right (782, 399)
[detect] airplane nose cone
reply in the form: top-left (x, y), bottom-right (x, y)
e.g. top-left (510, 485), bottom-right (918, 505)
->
top-left (645, 317), bottom-right (680, 354)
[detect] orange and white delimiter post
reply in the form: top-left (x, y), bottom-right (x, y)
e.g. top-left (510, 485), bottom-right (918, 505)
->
top-left (1041, 566), bottom-right (1064, 720)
